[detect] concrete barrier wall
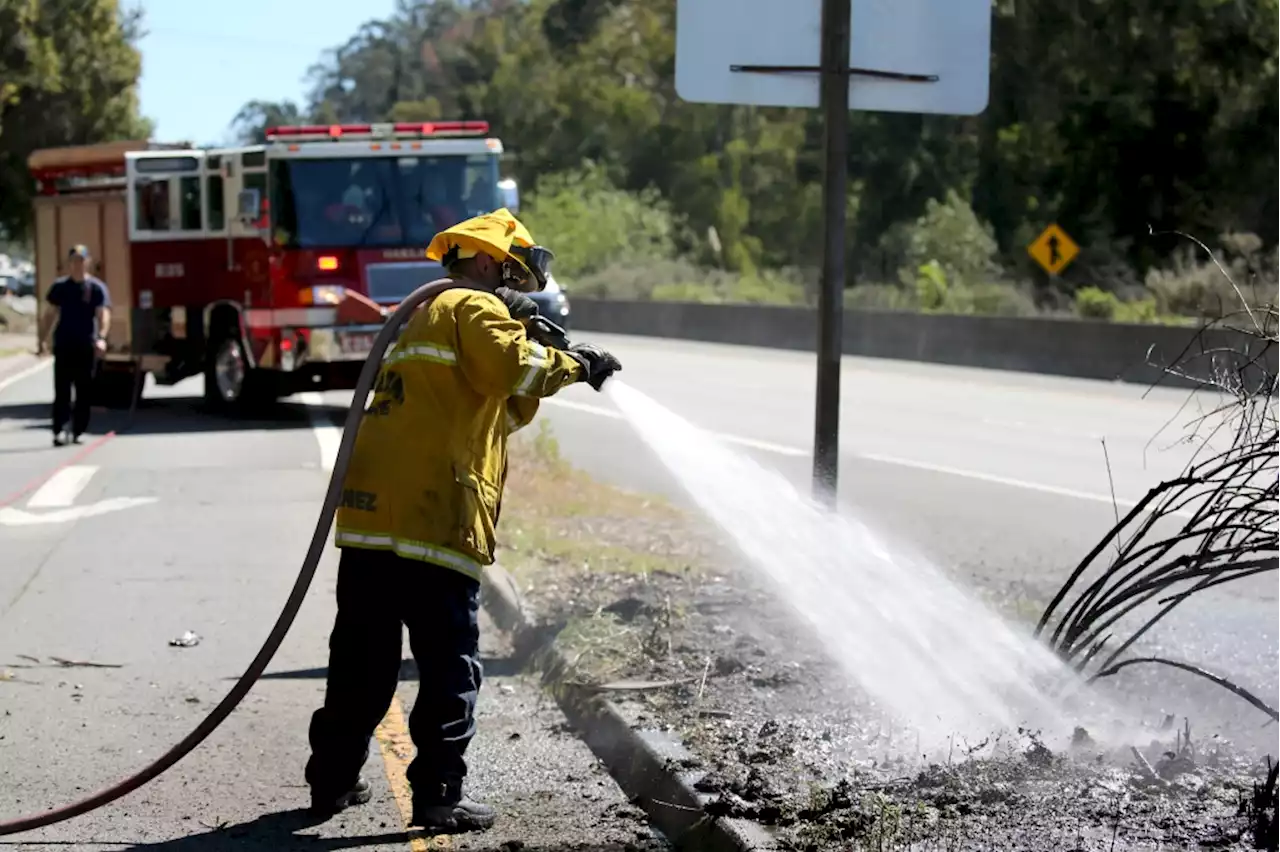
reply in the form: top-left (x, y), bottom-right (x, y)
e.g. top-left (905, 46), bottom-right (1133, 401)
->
top-left (569, 298), bottom-right (1277, 389)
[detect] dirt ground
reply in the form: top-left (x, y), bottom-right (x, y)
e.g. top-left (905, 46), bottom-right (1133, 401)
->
top-left (495, 424), bottom-right (1279, 852)
top-left (0, 297), bottom-right (36, 337)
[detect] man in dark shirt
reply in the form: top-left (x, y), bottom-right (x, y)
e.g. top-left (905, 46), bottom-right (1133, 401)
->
top-left (37, 245), bottom-right (112, 446)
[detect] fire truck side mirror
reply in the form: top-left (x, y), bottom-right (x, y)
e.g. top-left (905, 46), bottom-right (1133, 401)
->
top-left (497, 178), bottom-right (519, 213)
top-left (237, 188), bottom-right (262, 224)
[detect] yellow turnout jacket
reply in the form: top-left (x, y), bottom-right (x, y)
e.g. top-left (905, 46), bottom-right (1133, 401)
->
top-left (335, 280), bottom-right (584, 580)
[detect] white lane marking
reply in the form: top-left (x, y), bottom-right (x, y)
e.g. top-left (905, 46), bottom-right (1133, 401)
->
top-left (299, 392), bottom-right (341, 472)
top-left (858, 452), bottom-right (1197, 520)
top-left (981, 417), bottom-right (1103, 441)
top-left (26, 465), bottom-right (98, 508)
top-left (0, 497), bottom-right (157, 526)
top-left (541, 397), bottom-right (808, 457)
top-left (0, 358), bottom-right (52, 394)
top-left (541, 395), bottom-right (1198, 517)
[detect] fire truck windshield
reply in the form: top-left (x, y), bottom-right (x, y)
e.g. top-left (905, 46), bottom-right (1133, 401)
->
top-left (269, 153), bottom-right (502, 249)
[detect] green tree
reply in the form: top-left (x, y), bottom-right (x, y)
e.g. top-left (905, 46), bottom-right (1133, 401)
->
top-left (0, 0), bottom-right (151, 240)
top-left (520, 161), bottom-right (678, 280)
top-left (224, 0), bottom-right (1278, 307)
top-left (897, 190), bottom-right (1001, 288)
top-left (230, 99), bottom-right (306, 144)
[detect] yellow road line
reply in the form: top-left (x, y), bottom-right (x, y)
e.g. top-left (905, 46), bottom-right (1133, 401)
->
top-left (374, 695), bottom-right (452, 851)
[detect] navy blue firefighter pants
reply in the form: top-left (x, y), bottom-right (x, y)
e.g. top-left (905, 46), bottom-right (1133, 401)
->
top-left (304, 546), bottom-right (482, 805)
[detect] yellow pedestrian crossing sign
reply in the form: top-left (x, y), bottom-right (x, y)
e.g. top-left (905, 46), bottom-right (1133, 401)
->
top-left (1028, 224), bottom-right (1079, 275)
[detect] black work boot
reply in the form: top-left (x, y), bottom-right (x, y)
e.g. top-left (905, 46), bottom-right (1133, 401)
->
top-left (310, 776), bottom-right (373, 815)
top-left (411, 783), bottom-right (496, 834)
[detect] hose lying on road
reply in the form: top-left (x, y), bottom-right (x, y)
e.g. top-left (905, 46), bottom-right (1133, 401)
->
top-left (0, 278), bottom-right (462, 836)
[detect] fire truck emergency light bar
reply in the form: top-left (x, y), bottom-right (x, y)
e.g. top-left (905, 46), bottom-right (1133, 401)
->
top-left (264, 121), bottom-right (491, 142)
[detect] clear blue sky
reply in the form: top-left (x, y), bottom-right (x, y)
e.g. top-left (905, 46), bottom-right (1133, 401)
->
top-left (134, 0), bottom-right (397, 147)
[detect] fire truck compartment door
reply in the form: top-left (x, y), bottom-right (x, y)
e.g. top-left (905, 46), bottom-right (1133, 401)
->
top-left (33, 192), bottom-right (132, 355)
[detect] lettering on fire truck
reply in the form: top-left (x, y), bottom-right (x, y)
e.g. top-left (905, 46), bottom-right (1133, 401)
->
top-left (382, 248), bottom-right (428, 260)
top-left (155, 263), bottom-right (185, 279)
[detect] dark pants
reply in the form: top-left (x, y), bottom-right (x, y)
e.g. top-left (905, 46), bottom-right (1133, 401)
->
top-left (305, 547), bottom-right (483, 806)
top-left (52, 344), bottom-right (96, 437)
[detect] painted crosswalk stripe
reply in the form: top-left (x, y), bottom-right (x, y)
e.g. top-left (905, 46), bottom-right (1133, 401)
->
top-left (26, 465), bottom-right (98, 508)
top-left (299, 392), bottom-right (341, 471)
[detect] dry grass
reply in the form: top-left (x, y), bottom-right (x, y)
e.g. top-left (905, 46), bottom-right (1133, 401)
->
top-left (497, 419), bottom-right (710, 585)
top-left (494, 420), bottom-right (718, 684)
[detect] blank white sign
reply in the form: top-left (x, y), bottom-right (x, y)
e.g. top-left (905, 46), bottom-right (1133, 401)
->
top-left (675, 0), bottom-right (992, 115)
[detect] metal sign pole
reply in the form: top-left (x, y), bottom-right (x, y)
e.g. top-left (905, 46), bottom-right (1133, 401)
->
top-left (812, 0), bottom-right (852, 508)
top-left (676, 0), bottom-right (989, 505)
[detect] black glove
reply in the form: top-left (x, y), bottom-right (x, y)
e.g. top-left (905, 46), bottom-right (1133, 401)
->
top-left (566, 342), bottom-right (622, 391)
top-left (496, 286), bottom-right (539, 321)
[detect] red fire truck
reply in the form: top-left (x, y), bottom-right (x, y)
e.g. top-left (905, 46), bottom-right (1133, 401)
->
top-left (27, 121), bottom-right (522, 411)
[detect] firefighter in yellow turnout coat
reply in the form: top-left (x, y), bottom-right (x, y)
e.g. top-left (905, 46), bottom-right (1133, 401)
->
top-left (305, 209), bottom-right (622, 834)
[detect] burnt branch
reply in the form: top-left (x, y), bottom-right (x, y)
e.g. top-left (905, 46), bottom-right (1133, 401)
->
top-left (1038, 237), bottom-right (1278, 722)
top-left (1090, 657), bottom-right (1278, 723)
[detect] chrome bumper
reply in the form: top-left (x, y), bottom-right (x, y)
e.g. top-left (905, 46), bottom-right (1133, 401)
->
top-left (302, 324), bottom-right (390, 364)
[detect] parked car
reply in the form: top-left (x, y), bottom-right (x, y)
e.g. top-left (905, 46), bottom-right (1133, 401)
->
top-left (529, 273), bottom-right (571, 333)
top-left (0, 274), bottom-right (29, 297)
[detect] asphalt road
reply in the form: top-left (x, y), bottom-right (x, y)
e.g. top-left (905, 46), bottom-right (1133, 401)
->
top-left (523, 334), bottom-right (1277, 748)
top-left (0, 332), bottom-right (1275, 845)
top-left (0, 356), bottom-right (667, 851)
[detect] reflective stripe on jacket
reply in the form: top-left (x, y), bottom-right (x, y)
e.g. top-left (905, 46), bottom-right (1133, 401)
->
top-left (334, 279), bottom-right (584, 580)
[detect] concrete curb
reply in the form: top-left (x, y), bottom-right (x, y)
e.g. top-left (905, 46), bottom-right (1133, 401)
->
top-left (481, 564), bottom-right (775, 852)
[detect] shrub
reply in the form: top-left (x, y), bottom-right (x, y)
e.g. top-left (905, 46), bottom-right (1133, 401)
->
top-left (950, 280), bottom-right (1041, 317)
top-left (895, 190), bottom-right (1003, 289)
top-left (520, 162), bottom-right (680, 280)
top-left (569, 258), bottom-right (811, 305)
top-left (1073, 285), bottom-right (1168, 324)
top-left (568, 257), bottom-right (717, 300)
top-left (1074, 286), bottom-right (1120, 320)
top-left (1144, 232), bottom-right (1277, 320)
top-left (843, 283), bottom-right (921, 312)
top-left (842, 278), bottom-right (1039, 316)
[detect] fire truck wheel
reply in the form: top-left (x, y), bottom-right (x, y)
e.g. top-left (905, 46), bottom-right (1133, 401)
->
top-left (205, 335), bottom-right (274, 412)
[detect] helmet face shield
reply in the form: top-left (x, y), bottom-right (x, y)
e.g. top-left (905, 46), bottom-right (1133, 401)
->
top-left (508, 244), bottom-right (554, 291)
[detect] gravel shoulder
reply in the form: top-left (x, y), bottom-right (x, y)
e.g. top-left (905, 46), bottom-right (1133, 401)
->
top-left (496, 424), bottom-right (1279, 851)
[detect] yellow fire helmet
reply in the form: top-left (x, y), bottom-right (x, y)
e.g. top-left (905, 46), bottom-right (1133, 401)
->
top-left (426, 207), bottom-right (554, 291)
